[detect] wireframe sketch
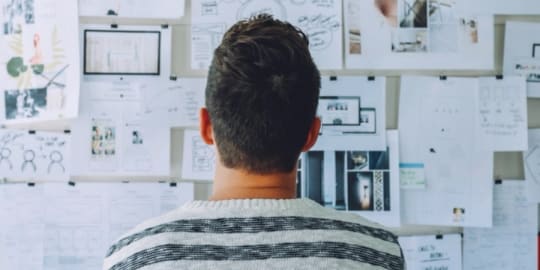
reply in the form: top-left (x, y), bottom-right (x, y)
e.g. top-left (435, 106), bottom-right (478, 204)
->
top-left (192, 136), bottom-right (215, 173)
top-left (236, 0), bottom-right (287, 21)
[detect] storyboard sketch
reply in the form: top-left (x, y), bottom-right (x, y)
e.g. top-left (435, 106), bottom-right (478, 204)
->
top-left (142, 78), bottom-right (206, 128)
top-left (399, 76), bottom-right (494, 227)
top-left (466, 0), bottom-right (540, 15)
top-left (0, 129), bottom-right (70, 181)
top-left (344, 0), bottom-right (494, 70)
top-left (71, 80), bottom-right (170, 177)
top-left (398, 234), bottom-right (462, 270)
top-left (80, 24), bottom-right (171, 80)
top-left (477, 76), bottom-right (528, 151)
top-left (191, 0), bottom-right (343, 69)
top-left (0, 182), bottom-right (194, 270)
top-left (182, 129), bottom-right (216, 181)
top-left (0, 0), bottom-right (80, 124)
top-left (312, 76), bottom-right (386, 151)
top-left (504, 21), bottom-right (540, 98)
top-left (524, 129), bottom-right (540, 203)
top-left (299, 130), bottom-right (400, 227)
top-left (78, 0), bottom-right (185, 19)
top-left (463, 180), bottom-right (538, 270)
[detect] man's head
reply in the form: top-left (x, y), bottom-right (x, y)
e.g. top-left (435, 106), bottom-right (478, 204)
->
top-left (201, 14), bottom-right (321, 174)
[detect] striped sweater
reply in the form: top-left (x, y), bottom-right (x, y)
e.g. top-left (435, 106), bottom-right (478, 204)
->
top-left (103, 199), bottom-right (404, 270)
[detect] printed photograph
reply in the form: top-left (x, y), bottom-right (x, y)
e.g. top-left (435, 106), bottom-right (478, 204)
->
top-left (459, 17), bottom-right (479, 47)
top-left (391, 29), bottom-right (428, 52)
top-left (2, 0), bottom-right (34, 35)
top-left (398, 0), bottom-right (427, 28)
top-left (348, 171), bottom-right (391, 211)
top-left (428, 0), bottom-right (457, 25)
top-left (369, 149), bottom-right (390, 170)
top-left (452, 207), bottom-right (465, 222)
top-left (374, 0), bottom-right (398, 27)
top-left (348, 28), bottom-right (362, 54)
top-left (4, 88), bottom-right (47, 120)
top-left (132, 130), bottom-right (143, 145)
top-left (347, 151), bottom-right (369, 171)
top-left (318, 97), bottom-right (361, 126)
top-left (91, 121), bottom-right (116, 156)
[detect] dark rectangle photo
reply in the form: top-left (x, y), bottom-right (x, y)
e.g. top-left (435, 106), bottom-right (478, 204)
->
top-left (305, 151), bottom-right (324, 205)
top-left (4, 88), bottom-right (47, 120)
top-left (399, 0), bottom-right (427, 28)
top-left (318, 96), bottom-right (361, 126)
top-left (335, 152), bottom-right (346, 210)
top-left (347, 151), bottom-right (369, 171)
top-left (369, 149), bottom-right (390, 170)
top-left (347, 172), bottom-right (374, 211)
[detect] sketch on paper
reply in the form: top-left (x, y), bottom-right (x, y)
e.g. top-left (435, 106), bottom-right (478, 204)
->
top-left (0, 129), bottom-right (70, 180)
top-left (191, 0), bottom-right (343, 69)
top-left (1, 0), bottom-right (80, 123)
top-left (182, 130), bottom-right (216, 181)
top-left (191, 135), bottom-right (215, 174)
top-left (78, 0), bottom-right (186, 19)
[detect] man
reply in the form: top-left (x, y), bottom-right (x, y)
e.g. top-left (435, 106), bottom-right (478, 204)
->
top-left (103, 14), bottom-right (404, 270)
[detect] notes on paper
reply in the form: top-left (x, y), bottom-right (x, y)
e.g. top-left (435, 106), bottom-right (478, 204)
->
top-left (191, 0), bottom-right (343, 69)
top-left (464, 180), bottom-right (538, 270)
top-left (79, 0), bottom-right (185, 19)
top-left (312, 76), bottom-right (386, 151)
top-left (399, 76), bottom-right (493, 227)
top-left (0, 129), bottom-right (71, 181)
top-left (399, 234), bottom-right (462, 270)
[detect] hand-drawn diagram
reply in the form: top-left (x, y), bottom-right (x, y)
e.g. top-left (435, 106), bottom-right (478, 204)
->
top-left (191, 0), bottom-right (343, 69)
top-left (1, 0), bottom-right (80, 123)
top-left (191, 135), bottom-right (216, 174)
top-left (0, 129), bottom-right (70, 181)
top-left (182, 130), bottom-right (216, 180)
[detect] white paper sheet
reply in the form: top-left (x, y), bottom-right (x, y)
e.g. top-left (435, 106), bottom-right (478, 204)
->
top-left (0, 0), bottom-right (80, 124)
top-left (191, 0), bottom-right (343, 70)
top-left (524, 129), bottom-right (540, 203)
top-left (0, 182), bottom-right (194, 270)
top-left (301, 130), bottom-right (400, 227)
top-left (477, 76), bottom-right (528, 151)
top-left (344, 0), bottom-right (494, 70)
top-left (466, 0), bottom-right (540, 15)
top-left (504, 22), bottom-right (540, 98)
top-left (399, 234), bottom-right (462, 270)
top-left (71, 81), bottom-right (171, 177)
top-left (79, 0), bottom-right (185, 19)
top-left (143, 78), bottom-right (206, 128)
top-left (463, 180), bottom-right (538, 270)
top-left (181, 129), bottom-right (216, 181)
top-left (0, 129), bottom-right (71, 181)
top-left (312, 76), bottom-right (386, 151)
top-left (399, 76), bottom-right (494, 227)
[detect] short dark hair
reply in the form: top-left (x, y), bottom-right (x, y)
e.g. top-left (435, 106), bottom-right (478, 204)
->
top-left (206, 14), bottom-right (321, 174)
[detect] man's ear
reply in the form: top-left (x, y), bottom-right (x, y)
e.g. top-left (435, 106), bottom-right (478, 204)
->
top-left (301, 117), bottom-right (321, 152)
top-left (199, 108), bottom-right (214, 145)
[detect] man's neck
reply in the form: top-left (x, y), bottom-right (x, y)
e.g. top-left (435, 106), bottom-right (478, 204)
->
top-left (210, 164), bottom-right (297, 201)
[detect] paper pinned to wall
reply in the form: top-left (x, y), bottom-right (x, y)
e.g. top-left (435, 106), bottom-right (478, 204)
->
top-left (300, 130), bottom-right (400, 227)
top-left (398, 234), bottom-right (462, 270)
top-left (466, 0), bottom-right (540, 15)
top-left (312, 76), bottom-right (386, 151)
top-left (0, 182), bottom-right (194, 270)
top-left (399, 76), bottom-right (494, 227)
top-left (191, 0), bottom-right (343, 70)
top-left (463, 180), bottom-right (538, 270)
top-left (504, 21), bottom-right (540, 98)
top-left (0, 129), bottom-right (71, 181)
top-left (344, 0), bottom-right (494, 70)
top-left (142, 78), bottom-right (206, 128)
top-left (79, 0), bottom-right (185, 19)
top-left (477, 76), bottom-right (528, 151)
top-left (524, 129), bottom-right (540, 203)
top-left (0, 0), bottom-right (80, 125)
top-left (182, 129), bottom-right (216, 181)
top-left (71, 81), bottom-right (171, 177)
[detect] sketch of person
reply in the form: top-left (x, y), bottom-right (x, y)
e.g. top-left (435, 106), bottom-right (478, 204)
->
top-left (0, 147), bottom-right (13, 170)
top-left (48, 150), bottom-right (65, 174)
top-left (30, 33), bottom-right (43, 65)
top-left (21, 149), bottom-right (36, 172)
top-left (374, 0), bottom-right (397, 27)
